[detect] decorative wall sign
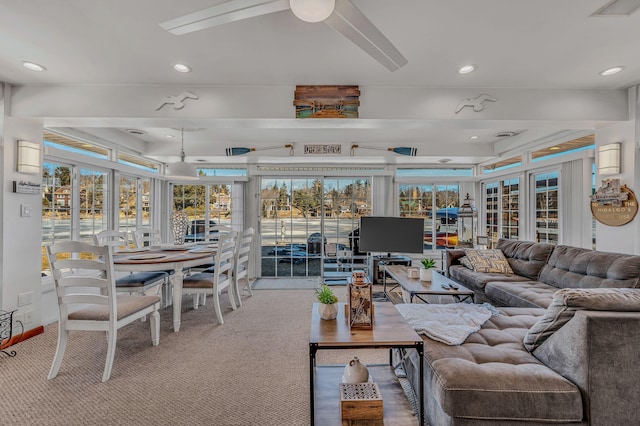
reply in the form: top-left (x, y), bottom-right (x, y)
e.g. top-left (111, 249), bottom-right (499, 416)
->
top-left (294, 85), bottom-right (359, 118)
top-left (455, 93), bottom-right (497, 114)
top-left (156, 91), bottom-right (198, 110)
top-left (13, 180), bottom-right (41, 194)
top-left (304, 144), bottom-right (342, 155)
top-left (590, 179), bottom-right (638, 226)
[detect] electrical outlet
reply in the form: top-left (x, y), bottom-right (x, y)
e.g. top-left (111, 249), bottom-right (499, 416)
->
top-left (18, 291), bottom-right (33, 306)
top-left (24, 311), bottom-right (33, 325)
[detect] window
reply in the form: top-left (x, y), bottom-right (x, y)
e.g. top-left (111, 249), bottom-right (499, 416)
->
top-left (484, 182), bottom-right (499, 246)
top-left (79, 168), bottom-right (108, 243)
top-left (172, 184), bottom-right (233, 241)
top-left (534, 171), bottom-right (559, 244)
top-left (398, 183), bottom-right (460, 250)
top-left (42, 162), bottom-right (73, 274)
top-left (501, 178), bottom-right (520, 240)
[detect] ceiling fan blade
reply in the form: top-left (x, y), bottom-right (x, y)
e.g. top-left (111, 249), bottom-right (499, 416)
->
top-left (324, 0), bottom-right (407, 72)
top-left (160, 0), bottom-right (290, 35)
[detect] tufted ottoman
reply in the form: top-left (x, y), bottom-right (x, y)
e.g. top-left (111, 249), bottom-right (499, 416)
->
top-left (400, 307), bottom-right (584, 425)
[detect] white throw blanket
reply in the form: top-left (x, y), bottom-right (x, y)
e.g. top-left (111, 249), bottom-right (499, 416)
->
top-left (395, 303), bottom-right (495, 345)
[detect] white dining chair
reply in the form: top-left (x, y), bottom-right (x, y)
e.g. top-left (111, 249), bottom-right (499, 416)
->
top-left (46, 240), bottom-right (160, 382)
top-left (232, 227), bottom-right (255, 305)
top-left (132, 227), bottom-right (175, 305)
top-left (93, 230), bottom-right (168, 298)
top-left (182, 233), bottom-right (237, 325)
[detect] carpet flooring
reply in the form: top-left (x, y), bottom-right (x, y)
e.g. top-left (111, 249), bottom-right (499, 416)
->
top-left (252, 276), bottom-right (321, 290)
top-left (0, 289), bottom-right (416, 426)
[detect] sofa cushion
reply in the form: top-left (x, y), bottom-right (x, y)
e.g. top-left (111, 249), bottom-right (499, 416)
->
top-left (523, 288), bottom-right (640, 351)
top-left (462, 249), bottom-right (514, 273)
top-left (496, 238), bottom-right (554, 280)
top-left (486, 280), bottom-right (557, 309)
top-left (449, 265), bottom-right (530, 293)
top-left (539, 245), bottom-right (640, 289)
top-left (411, 307), bottom-right (583, 422)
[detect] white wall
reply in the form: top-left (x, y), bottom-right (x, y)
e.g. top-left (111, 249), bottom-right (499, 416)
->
top-left (1, 89), bottom-right (45, 329)
top-left (594, 87), bottom-right (640, 254)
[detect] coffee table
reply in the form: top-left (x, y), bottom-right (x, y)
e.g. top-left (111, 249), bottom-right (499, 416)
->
top-left (309, 302), bottom-right (424, 425)
top-left (383, 265), bottom-right (474, 304)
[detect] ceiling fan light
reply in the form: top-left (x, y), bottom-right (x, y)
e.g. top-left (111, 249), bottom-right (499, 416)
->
top-left (290, 0), bottom-right (335, 23)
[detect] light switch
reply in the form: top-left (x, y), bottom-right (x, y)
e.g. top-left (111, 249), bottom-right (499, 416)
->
top-left (20, 203), bottom-right (31, 217)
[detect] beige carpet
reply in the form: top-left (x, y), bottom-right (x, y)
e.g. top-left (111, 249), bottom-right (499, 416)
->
top-left (0, 289), bottom-right (403, 426)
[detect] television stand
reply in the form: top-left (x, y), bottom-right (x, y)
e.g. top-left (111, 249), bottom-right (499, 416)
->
top-left (371, 255), bottom-right (412, 284)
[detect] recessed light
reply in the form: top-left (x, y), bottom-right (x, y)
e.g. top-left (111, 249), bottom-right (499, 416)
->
top-left (458, 64), bottom-right (476, 74)
top-left (165, 134), bottom-right (175, 138)
top-left (173, 63), bottom-right (192, 73)
top-left (599, 66), bottom-right (624, 76)
top-left (469, 135), bottom-right (479, 140)
top-left (22, 61), bottom-right (47, 72)
top-left (549, 146), bottom-right (560, 150)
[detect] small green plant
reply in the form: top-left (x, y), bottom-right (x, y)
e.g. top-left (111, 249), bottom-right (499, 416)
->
top-left (315, 284), bottom-right (338, 304)
top-left (421, 258), bottom-right (436, 269)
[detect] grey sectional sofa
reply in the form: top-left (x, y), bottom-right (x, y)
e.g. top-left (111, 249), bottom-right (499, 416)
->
top-left (398, 241), bottom-right (640, 425)
top-left (400, 289), bottom-right (640, 425)
top-left (444, 239), bottom-right (640, 308)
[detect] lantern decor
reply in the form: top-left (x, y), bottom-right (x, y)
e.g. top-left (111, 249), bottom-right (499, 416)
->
top-left (170, 210), bottom-right (189, 245)
top-left (456, 193), bottom-right (478, 248)
top-left (348, 270), bottom-right (373, 329)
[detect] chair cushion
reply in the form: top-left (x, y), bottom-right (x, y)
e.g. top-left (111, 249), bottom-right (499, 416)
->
top-left (183, 272), bottom-right (215, 288)
top-left (68, 295), bottom-right (161, 321)
top-left (524, 288), bottom-right (640, 351)
top-left (496, 239), bottom-right (555, 279)
top-left (116, 271), bottom-right (167, 287)
top-left (485, 281), bottom-right (557, 309)
top-left (462, 249), bottom-right (514, 274)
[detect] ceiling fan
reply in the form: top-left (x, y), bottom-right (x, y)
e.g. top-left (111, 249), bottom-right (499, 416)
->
top-left (159, 0), bottom-right (407, 71)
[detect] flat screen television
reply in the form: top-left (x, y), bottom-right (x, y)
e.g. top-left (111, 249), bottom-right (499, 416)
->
top-left (359, 216), bottom-right (424, 255)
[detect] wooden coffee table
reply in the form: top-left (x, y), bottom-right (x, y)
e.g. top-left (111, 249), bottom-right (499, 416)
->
top-left (383, 265), bottom-right (474, 304)
top-left (309, 302), bottom-right (424, 425)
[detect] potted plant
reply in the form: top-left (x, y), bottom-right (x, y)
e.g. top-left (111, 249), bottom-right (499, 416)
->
top-left (315, 284), bottom-right (338, 320)
top-left (420, 258), bottom-right (436, 281)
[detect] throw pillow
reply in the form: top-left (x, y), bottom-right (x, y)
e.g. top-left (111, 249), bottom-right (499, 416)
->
top-left (523, 288), bottom-right (640, 352)
top-left (462, 249), bottom-right (514, 274)
top-left (459, 256), bottom-right (473, 270)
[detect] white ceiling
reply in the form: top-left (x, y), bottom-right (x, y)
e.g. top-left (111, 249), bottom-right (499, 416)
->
top-left (2, 0), bottom-right (640, 166)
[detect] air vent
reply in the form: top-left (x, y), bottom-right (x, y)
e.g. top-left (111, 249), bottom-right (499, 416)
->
top-left (496, 131), bottom-right (517, 138)
top-left (125, 129), bottom-right (145, 136)
top-left (592, 0), bottom-right (640, 16)
top-left (438, 159), bottom-right (452, 164)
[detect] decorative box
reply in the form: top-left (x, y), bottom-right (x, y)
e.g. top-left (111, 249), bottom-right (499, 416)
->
top-left (339, 382), bottom-right (383, 420)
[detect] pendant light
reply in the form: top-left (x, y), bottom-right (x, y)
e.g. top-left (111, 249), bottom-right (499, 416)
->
top-left (165, 128), bottom-right (198, 180)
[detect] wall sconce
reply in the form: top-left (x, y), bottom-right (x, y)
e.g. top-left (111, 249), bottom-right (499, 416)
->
top-left (350, 144), bottom-right (417, 156)
top-left (17, 140), bottom-right (41, 174)
top-left (598, 142), bottom-right (621, 175)
top-left (226, 144), bottom-right (294, 156)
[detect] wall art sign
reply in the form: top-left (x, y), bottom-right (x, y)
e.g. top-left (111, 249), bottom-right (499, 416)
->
top-left (294, 85), bottom-right (359, 118)
top-left (590, 179), bottom-right (638, 226)
top-left (156, 91), bottom-right (198, 110)
top-left (304, 144), bottom-right (342, 155)
top-left (13, 180), bottom-right (41, 194)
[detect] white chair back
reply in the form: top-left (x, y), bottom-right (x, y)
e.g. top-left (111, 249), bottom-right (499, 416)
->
top-left (233, 228), bottom-right (254, 301)
top-left (133, 228), bottom-right (162, 248)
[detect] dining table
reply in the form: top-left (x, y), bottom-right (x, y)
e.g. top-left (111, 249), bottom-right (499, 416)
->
top-left (113, 243), bottom-right (217, 332)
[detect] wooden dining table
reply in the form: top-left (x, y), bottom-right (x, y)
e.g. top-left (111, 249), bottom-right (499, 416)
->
top-left (113, 244), bottom-right (217, 332)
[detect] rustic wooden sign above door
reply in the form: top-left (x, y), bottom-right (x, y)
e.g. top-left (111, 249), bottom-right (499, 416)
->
top-left (294, 85), bottom-right (360, 118)
top-left (590, 179), bottom-right (638, 226)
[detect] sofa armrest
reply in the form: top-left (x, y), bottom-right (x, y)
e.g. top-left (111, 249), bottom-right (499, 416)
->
top-left (443, 249), bottom-right (466, 277)
top-left (533, 310), bottom-right (640, 426)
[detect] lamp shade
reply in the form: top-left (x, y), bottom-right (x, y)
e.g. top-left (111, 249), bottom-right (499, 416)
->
top-left (17, 140), bottom-right (41, 174)
top-left (166, 160), bottom-right (198, 180)
top-left (598, 142), bottom-right (621, 175)
top-left (290, 0), bottom-right (335, 22)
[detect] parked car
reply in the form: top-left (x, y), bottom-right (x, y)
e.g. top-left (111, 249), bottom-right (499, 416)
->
top-left (306, 232), bottom-right (327, 254)
top-left (184, 219), bottom-right (217, 242)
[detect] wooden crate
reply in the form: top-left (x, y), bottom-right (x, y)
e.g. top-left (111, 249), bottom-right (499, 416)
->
top-left (339, 382), bottom-right (383, 420)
